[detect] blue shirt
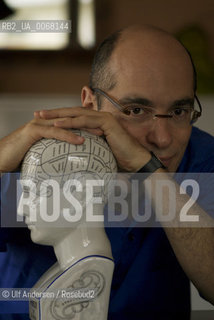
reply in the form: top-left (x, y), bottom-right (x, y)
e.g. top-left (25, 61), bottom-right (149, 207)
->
top-left (0, 127), bottom-right (214, 319)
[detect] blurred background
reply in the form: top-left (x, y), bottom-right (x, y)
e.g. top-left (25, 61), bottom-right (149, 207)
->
top-left (0, 0), bottom-right (214, 318)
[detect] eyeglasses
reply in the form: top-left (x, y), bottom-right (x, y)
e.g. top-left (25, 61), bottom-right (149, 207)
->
top-left (92, 88), bottom-right (202, 126)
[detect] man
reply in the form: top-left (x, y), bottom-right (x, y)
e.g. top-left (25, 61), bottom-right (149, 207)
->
top-left (0, 25), bottom-right (214, 319)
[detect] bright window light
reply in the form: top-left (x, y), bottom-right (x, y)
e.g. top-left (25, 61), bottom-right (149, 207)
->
top-left (77, 0), bottom-right (95, 49)
top-left (5, 0), bottom-right (67, 9)
top-left (0, 0), bottom-right (69, 50)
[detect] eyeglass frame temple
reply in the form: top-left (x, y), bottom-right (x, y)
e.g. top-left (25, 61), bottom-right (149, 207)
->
top-left (92, 88), bottom-right (126, 113)
top-left (191, 94), bottom-right (202, 124)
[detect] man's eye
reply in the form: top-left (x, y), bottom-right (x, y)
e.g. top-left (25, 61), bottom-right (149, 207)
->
top-left (173, 108), bottom-right (191, 117)
top-left (131, 107), bottom-right (144, 115)
top-left (124, 105), bottom-right (147, 116)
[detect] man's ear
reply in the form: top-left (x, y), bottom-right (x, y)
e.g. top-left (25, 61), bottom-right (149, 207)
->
top-left (81, 86), bottom-right (98, 110)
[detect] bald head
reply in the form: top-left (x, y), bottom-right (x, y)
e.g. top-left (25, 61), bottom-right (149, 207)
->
top-left (89, 24), bottom-right (196, 98)
top-left (117, 24), bottom-right (189, 59)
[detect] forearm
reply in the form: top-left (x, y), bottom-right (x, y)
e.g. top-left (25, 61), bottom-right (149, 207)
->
top-left (0, 117), bottom-right (82, 173)
top-left (165, 227), bottom-right (214, 304)
top-left (0, 125), bottom-right (32, 173)
top-left (145, 169), bottom-right (214, 304)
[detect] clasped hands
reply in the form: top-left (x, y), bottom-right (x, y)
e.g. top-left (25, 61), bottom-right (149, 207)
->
top-left (0, 107), bottom-right (151, 173)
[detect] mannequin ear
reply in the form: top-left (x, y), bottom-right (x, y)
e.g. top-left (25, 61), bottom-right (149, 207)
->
top-left (81, 86), bottom-right (98, 110)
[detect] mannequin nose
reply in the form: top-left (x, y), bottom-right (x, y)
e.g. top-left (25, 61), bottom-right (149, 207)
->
top-left (146, 118), bottom-right (173, 149)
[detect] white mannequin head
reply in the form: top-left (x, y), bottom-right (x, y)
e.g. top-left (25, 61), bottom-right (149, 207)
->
top-left (18, 130), bottom-right (117, 248)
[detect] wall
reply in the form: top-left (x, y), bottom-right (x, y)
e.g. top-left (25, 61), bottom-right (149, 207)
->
top-left (0, 0), bottom-right (213, 95)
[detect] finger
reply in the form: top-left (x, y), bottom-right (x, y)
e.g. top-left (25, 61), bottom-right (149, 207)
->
top-left (30, 117), bottom-right (68, 126)
top-left (81, 128), bottom-right (104, 136)
top-left (42, 127), bottom-right (85, 144)
top-left (34, 111), bottom-right (41, 119)
top-left (38, 107), bottom-right (84, 119)
top-left (31, 118), bottom-right (103, 140)
top-left (54, 115), bottom-right (106, 131)
top-left (26, 123), bottom-right (85, 145)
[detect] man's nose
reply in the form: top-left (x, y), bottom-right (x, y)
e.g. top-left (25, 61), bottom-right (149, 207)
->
top-left (146, 118), bottom-right (173, 149)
